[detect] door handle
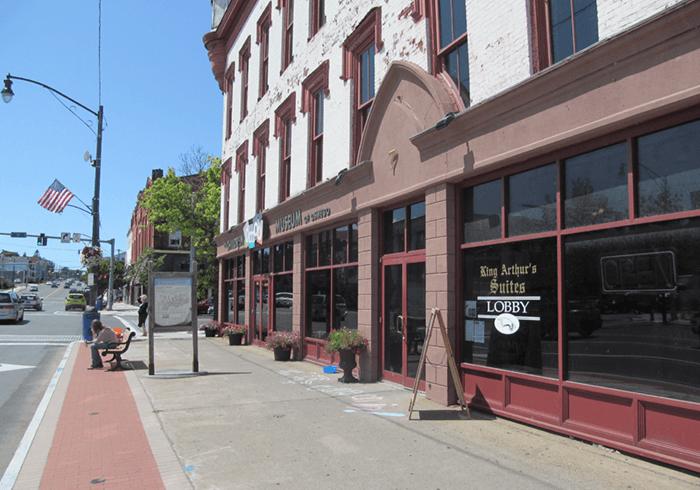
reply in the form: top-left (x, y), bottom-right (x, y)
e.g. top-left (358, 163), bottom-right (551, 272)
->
top-left (397, 315), bottom-right (404, 335)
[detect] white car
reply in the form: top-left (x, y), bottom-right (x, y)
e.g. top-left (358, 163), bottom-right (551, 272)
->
top-left (21, 294), bottom-right (42, 311)
top-left (0, 292), bottom-right (24, 323)
top-left (30, 285), bottom-right (39, 292)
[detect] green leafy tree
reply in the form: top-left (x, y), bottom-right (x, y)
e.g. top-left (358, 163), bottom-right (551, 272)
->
top-left (96, 260), bottom-right (127, 297)
top-left (125, 247), bottom-right (166, 289)
top-left (139, 156), bottom-right (221, 298)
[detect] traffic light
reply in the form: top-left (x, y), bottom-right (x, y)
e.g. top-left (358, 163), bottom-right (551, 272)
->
top-left (37, 233), bottom-right (46, 246)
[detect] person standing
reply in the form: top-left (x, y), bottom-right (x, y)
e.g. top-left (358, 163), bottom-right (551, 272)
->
top-left (138, 294), bottom-right (149, 336)
top-left (87, 320), bottom-right (117, 369)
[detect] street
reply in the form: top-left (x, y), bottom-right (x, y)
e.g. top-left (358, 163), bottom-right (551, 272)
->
top-left (0, 282), bottom-right (125, 478)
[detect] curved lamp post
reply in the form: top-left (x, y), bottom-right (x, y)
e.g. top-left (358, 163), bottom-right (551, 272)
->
top-left (2, 73), bottom-right (103, 307)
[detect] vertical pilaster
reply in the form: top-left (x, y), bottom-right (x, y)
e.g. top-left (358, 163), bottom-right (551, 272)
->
top-left (357, 208), bottom-right (380, 382)
top-left (425, 183), bottom-right (458, 405)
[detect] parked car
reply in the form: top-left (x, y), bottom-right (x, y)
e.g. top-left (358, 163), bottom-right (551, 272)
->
top-left (0, 291), bottom-right (24, 323)
top-left (197, 297), bottom-right (214, 314)
top-left (65, 293), bottom-right (87, 311)
top-left (21, 294), bottom-right (43, 311)
top-left (275, 292), bottom-right (293, 307)
top-left (29, 285), bottom-right (39, 292)
top-left (51, 282), bottom-right (59, 288)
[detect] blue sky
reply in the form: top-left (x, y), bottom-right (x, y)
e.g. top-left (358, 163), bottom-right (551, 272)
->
top-left (0, 0), bottom-right (223, 271)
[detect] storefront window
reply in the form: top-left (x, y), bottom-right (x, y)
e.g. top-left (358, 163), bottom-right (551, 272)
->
top-left (305, 223), bottom-right (358, 339)
top-left (224, 255), bottom-right (246, 326)
top-left (384, 203), bottom-right (426, 254)
top-left (273, 272), bottom-right (293, 331)
top-left (637, 119), bottom-right (700, 218)
top-left (463, 180), bottom-right (501, 243)
top-left (564, 142), bottom-right (628, 228)
top-left (408, 202), bottom-right (426, 251)
top-left (508, 164), bottom-right (557, 237)
top-left (565, 218), bottom-right (700, 403)
top-left (384, 207), bottom-right (405, 254)
top-left (462, 238), bottom-right (558, 377)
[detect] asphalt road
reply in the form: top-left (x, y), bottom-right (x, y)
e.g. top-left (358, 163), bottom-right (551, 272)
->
top-left (0, 283), bottom-right (84, 479)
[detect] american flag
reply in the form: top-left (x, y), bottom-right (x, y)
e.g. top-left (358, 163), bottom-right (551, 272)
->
top-left (38, 179), bottom-right (75, 213)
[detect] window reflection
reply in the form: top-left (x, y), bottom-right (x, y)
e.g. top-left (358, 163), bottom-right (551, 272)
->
top-left (637, 119), bottom-right (700, 218)
top-left (565, 218), bottom-right (700, 403)
top-left (564, 143), bottom-right (628, 228)
top-left (463, 180), bottom-right (502, 243)
top-left (508, 164), bottom-right (556, 237)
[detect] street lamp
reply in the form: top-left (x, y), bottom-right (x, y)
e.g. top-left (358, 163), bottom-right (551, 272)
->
top-left (2, 73), bottom-right (104, 306)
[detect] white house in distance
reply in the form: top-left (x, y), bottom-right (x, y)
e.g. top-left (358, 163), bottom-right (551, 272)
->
top-left (204, 0), bottom-right (700, 472)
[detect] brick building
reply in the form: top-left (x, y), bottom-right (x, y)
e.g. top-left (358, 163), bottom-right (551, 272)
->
top-left (204, 0), bottom-right (700, 471)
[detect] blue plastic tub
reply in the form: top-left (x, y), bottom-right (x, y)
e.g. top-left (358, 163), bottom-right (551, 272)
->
top-left (323, 365), bottom-right (338, 374)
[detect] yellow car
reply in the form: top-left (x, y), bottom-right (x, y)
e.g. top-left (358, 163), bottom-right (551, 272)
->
top-left (65, 293), bottom-right (87, 311)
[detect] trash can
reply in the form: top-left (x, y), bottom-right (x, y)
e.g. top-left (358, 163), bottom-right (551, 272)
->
top-left (82, 306), bottom-right (100, 341)
top-left (95, 298), bottom-right (103, 311)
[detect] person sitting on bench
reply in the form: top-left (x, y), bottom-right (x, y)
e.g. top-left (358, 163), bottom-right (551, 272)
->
top-left (87, 319), bottom-right (117, 370)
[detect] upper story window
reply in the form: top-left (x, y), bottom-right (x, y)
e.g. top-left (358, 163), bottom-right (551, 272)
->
top-left (253, 120), bottom-right (270, 214)
top-left (224, 64), bottom-right (235, 140)
top-left (257, 4), bottom-right (272, 99)
top-left (281, 0), bottom-right (294, 71)
top-left (239, 37), bottom-right (251, 121)
top-left (236, 142), bottom-right (248, 224)
top-left (275, 92), bottom-right (296, 202)
top-left (301, 61), bottom-right (329, 188)
top-left (310, 0), bottom-right (326, 38)
top-left (222, 158), bottom-right (232, 230)
top-left (433, 0), bottom-right (470, 108)
top-left (531, 0), bottom-right (599, 71)
top-left (342, 8), bottom-right (382, 166)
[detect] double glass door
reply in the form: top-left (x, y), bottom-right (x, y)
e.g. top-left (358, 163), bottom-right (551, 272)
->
top-left (253, 279), bottom-right (269, 344)
top-left (383, 258), bottom-right (426, 388)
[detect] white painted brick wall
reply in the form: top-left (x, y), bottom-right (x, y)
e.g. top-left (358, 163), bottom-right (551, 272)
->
top-left (217, 0), bottom-right (685, 232)
top-left (598, 0), bottom-right (685, 40)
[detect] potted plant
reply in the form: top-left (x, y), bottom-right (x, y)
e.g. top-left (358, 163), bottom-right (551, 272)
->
top-left (222, 325), bottom-right (247, 345)
top-left (265, 330), bottom-right (301, 361)
top-left (324, 328), bottom-right (368, 383)
top-left (199, 320), bottom-right (221, 338)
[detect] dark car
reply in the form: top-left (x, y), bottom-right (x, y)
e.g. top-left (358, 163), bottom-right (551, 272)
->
top-left (197, 297), bottom-right (213, 314)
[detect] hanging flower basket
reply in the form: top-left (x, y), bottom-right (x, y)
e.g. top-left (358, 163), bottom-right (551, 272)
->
top-left (80, 246), bottom-right (103, 267)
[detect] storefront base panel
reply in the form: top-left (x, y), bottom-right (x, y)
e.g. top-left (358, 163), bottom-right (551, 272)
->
top-left (460, 366), bottom-right (700, 473)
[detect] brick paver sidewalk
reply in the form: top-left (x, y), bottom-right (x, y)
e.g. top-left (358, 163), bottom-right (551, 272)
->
top-left (38, 345), bottom-right (165, 489)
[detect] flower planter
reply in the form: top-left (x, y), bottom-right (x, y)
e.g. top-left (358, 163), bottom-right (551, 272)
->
top-left (228, 333), bottom-right (244, 345)
top-left (338, 349), bottom-right (358, 383)
top-left (274, 346), bottom-right (292, 361)
top-left (204, 329), bottom-right (216, 338)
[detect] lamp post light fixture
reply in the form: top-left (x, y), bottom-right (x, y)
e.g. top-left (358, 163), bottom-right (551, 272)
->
top-left (2, 73), bottom-right (104, 307)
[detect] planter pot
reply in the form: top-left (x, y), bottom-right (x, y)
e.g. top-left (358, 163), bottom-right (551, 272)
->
top-left (228, 333), bottom-right (244, 345)
top-left (273, 346), bottom-right (292, 361)
top-left (204, 329), bottom-right (216, 338)
top-left (338, 349), bottom-right (358, 383)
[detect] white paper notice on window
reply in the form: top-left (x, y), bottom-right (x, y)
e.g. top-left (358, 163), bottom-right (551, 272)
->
top-left (474, 321), bottom-right (485, 343)
top-left (154, 277), bottom-right (192, 327)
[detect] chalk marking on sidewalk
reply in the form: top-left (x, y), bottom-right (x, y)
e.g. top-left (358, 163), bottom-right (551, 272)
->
top-left (0, 342), bottom-right (74, 490)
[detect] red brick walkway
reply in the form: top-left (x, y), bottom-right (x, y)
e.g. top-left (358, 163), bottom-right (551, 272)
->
top-left (38, 345), bottom-right (165, 489)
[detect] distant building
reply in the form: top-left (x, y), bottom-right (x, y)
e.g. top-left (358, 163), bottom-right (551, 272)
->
top-left (0, 251), bottom-right (52, 283)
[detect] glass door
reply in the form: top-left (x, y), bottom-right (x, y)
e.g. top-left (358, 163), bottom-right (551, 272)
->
top-left (382, 259), bottom-right (426, 388)
top-left (254, 279), bottom-right (270, 344)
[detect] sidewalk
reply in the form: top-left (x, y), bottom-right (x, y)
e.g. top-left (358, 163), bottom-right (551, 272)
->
top-left (10, 322), bottom-right (700, 489)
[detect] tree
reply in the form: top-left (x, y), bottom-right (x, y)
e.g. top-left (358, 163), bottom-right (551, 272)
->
top-left (178, 145), bottom-right (211, 176)
top-left (96, 260), bottom-right (127, 297)
top-left (125, 247), bottom-right (166, 290)
top-left (139, 156), bottom-right (221, 298)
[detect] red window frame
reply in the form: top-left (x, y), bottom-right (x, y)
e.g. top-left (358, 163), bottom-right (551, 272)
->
top-left (236, 142), bottom-right (248, 224)
top-left (257, 3), bottom-right (272, 99)
top-left (280, 0), bottom-right (294, 72)
top-left (239, 37), bottom-right (251, 121)
top-left (275, 93), bottom-right (296, 202)
top-left (529, 0), bottom-right (599, 72)
top-left (224, 64), bottom-right (235, 140)
top-left (310, 0), bottom-right (326, 38)
top-left (301, 61), bottom-right (329, 188)
top-left (429, 0), bottom-right (470, 108)
top-left (341, 8), bottom-right (382, 167)
top-left (222, 158), bottom-right (232, 230)
top-left (253, 120), bottom-right (270, 214)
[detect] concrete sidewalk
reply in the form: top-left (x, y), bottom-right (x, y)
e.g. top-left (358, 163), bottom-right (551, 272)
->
top-left (10, 323), bottom-right (700, 489)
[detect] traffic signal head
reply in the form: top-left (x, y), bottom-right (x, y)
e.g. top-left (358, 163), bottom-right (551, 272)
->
top-left (37, 233), bottom-right (46, 246)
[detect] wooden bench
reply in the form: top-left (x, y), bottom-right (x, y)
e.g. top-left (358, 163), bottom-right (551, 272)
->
top-left (100, 330), bottom-right (136, 371)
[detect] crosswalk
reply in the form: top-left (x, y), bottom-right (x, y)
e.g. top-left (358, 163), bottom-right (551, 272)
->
top-left (0, 335), bottom-right (83, 343)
